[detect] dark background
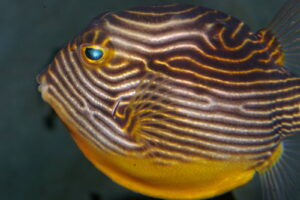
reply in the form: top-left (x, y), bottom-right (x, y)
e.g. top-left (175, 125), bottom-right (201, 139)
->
top-left (1, 0), bottom-right (287, 199)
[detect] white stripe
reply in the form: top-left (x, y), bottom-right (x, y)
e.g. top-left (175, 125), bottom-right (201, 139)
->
top-left (109, 11), bottom-right (216, 30)
top-left (106, 21), bottom-right (216, 47)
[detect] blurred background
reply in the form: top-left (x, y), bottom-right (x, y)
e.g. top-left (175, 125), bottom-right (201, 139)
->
top-left (1, 0), bottom-right (287, 199)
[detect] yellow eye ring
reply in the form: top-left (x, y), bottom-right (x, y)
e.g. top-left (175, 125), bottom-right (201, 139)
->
top-left (80, 44), bottom-right (109, 66)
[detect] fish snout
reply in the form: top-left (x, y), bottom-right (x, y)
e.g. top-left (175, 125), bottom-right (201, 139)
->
top-left (36, 67), bottom-right (50, 98)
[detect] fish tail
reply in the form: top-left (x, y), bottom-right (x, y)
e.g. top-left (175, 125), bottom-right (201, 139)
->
top-left (266, 0), bottom-right (300, 75)
top-left (258, 134), bottom-right (300, 200)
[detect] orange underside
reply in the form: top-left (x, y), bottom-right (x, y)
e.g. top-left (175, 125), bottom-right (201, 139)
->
top-left (42, 92), bottom-right (256, 200)
top-left (70, 129), bottom-right (256, 200)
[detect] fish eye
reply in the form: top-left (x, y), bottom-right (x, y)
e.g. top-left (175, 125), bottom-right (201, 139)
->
top-left (85, 47), bottom-right (103, 60)
top-left (80, 44), bottom-right (108, 65)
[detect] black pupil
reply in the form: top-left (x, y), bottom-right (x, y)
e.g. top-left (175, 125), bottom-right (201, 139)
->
top-left (85, 48), bottom-right (103, 60)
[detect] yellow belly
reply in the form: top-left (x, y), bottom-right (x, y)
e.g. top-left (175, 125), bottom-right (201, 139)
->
top-left (71, 130), bottom-right (255, 200)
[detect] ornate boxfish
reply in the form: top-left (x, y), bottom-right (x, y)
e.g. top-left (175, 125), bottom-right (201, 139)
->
top-left (37, 0), bottom-right (300, 199)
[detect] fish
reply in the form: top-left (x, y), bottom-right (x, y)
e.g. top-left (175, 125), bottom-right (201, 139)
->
top-left (37, 0), bottom-right (300, 199)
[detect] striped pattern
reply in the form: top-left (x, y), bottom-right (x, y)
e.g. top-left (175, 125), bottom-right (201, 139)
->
top-left (38, 4), bottom-right (300, 167)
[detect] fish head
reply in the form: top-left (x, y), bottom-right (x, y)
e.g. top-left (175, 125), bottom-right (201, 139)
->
top-left (37, 9), bottom-right (158, 109)
top-left (38, 12), bottom-right (111, 95)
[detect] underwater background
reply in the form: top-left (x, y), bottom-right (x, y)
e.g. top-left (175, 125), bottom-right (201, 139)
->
top-left (1, 0), bottom-right (292, 199)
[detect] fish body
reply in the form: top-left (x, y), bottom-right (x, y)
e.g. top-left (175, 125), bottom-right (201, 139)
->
top-left (38, 1), bottom-right (300, 200)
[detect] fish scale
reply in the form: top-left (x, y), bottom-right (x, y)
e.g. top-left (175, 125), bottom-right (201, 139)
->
top-left (38, 1), bottom-right (300, 200)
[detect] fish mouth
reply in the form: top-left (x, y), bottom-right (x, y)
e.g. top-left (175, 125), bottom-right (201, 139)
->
top-left (36, 70), bottom-right (49, 99)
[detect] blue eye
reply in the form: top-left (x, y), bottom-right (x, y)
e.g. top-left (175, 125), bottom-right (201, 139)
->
top-left (85, 48), bottom-right (103, 60)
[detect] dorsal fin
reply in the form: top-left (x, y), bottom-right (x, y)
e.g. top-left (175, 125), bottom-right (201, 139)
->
top-left (266, 0), bottom-right (300, 75)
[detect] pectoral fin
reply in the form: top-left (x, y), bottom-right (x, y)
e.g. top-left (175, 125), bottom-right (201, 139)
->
top-left (114, 73), bottom-right (172, 142)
